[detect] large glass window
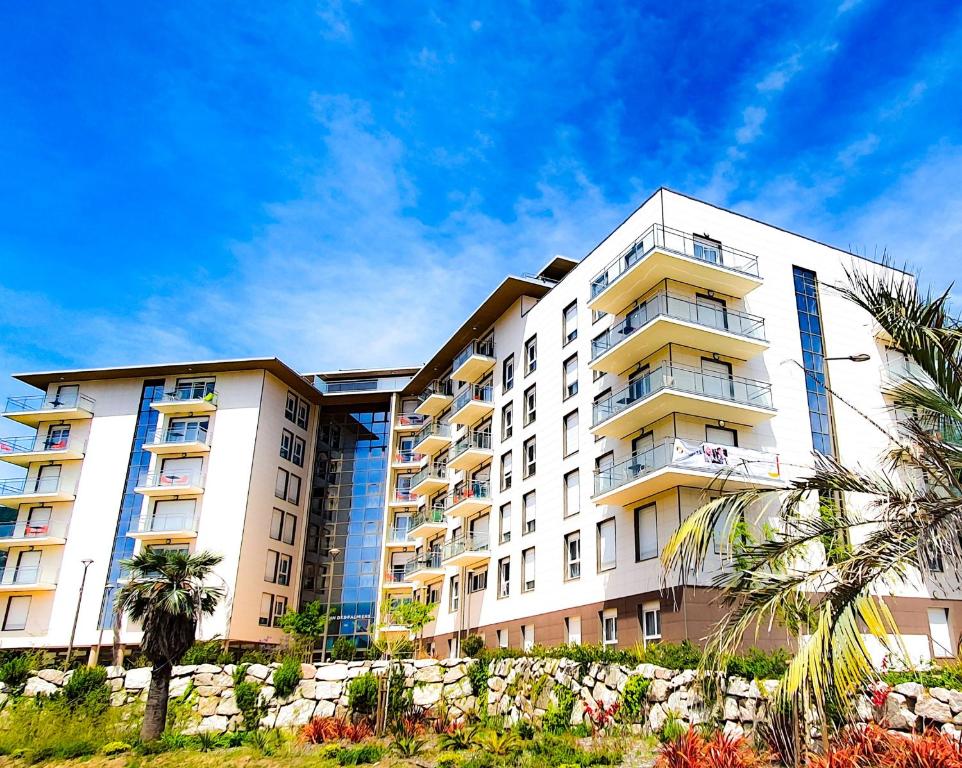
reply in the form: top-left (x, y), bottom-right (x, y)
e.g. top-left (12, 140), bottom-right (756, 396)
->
top-left (793, 266), bottom-right (834, 456)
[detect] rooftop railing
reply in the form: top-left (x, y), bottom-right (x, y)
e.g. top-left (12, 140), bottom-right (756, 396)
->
top-left (453, 339), bottom-right (495, 371)
top-left (3, 392), bottom-right (95, 415)
top-left (592, 362), bottom-right (774, 427)
top-left (591, 292), bottom-right (766, 360)
top-left (590, 223), bottom-right (761, 300)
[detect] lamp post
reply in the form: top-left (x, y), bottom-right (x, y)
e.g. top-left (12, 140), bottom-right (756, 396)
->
top-left (320, 547), bottom-right (342, 661)
top-left (66, 559), bottom-right (94, 666)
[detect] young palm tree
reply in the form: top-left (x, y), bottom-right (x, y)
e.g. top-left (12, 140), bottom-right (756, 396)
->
top-left (661, 268), bottom-right (962, 736)
top-left (116, 549), bottom-right (225, 742)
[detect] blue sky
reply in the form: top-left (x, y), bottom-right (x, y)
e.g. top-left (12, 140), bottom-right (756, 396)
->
top-left (2, 0), bottom-right (961, 395)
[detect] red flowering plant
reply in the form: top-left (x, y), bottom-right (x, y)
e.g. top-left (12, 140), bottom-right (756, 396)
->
top-left (585, 701), bottom-right (621, 734)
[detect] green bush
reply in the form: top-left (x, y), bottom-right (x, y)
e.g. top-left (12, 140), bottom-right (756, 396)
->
top-left (461, 634), bottom-right (485, 657)
top-left (528, 733), bottom-right (622, 766)
top-left (348, 672), bottom-right (378, 714)
top-left (467, 658), bottom-right (489, 696)
top-left (100, 741), bottom-right (132, 756)
top-left (181, 638), bottom-right (231, 665)
top-left (332, 637), bottom-right (357, 661)
top-left (658, 710), bottom-right (687, 743)
top-left (0, 651), bottom-right (43, 693)
top-left (636, 640), bottom-right (703, 670)
top-left (239, 649), bottom-right (272, 665)
top-left (725, 647), bottom-right (790, 680)
top-left (542, 686), bottom-right (576, 734)
top-left (234, 680), bottom-right (266, 729)
top-left (60, 665), bottom-right (109, 709)
top-left (884, 664), bottom-right (962, 691)
top-left (337, 744), bottom-right (384, 765)
top-left (620, 675), bottom-right (651, 723)
top-left (435, 752), bottom-right (461, 768)
top-left (273, 656), bottom-right (302, 698)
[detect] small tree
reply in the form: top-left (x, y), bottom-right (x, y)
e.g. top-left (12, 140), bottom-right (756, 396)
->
top-left (386, 600), bottom-right (437, 656)
top-left (277, 600), bottom-right (333, 660)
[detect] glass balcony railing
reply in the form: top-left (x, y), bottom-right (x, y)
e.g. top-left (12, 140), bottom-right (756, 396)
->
top-left (0, 519), bottom-right (66, 541)
top-left (592, 363), bottom-right (774, 427)
top-left (410, 505), bottom-right (446, 530)
top-left (412, 461), bottom-right (447, 486)
top-left (0, 476), bottom-right (71, 497)
top-left (387, 526), bottom-right (412, 544)
top-left (0, 565), bottom-right (56, 586)
top-left (451, 430), bottom-right (492, 459)
top-left (147, 425), bottom-right (210, 447)
top-left (3, 392), bottom-right (95, 415)
top-left (157, 386), bottom-right (218, 406)
top-left (443, 533), bottom-right (489, 561)
top-left (135, 469), bottom-right (205, 490)
top-left (404, 550), bottom-right (443, 578)
top-left (419, 379), bottom-right (453, 402)
top-left (447, 479), bottom-right (491, 508)
top-left (590, 223), bottom-right (761, 299)
top-left (135, 511), bottom-right (198, 534)
top-left (593, 437), bottom-right (781, 496)
top-left (392, 488), bottom-right (417, 504)
top-left (397, 413), bottom-right (428, 429)
top-left (0, 434), bottom-right (84, 455)
top-left (452, 384), bottom-right (494, 413)
top-left (414, 421), bottom-right (451, 448)
top-left (591, 293), bottom-right (766, 360)
top-left (453, 339), bottom-right (495, 371)
top-left (394, 449), bottom-right (425, 465)
top-left (385, 568), bottom-right (411, 584)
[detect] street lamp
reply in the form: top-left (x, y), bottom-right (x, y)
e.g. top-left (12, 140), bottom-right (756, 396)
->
top-left (66, 559), bottom-right (94, 666)
top-left (825, 353), bottom-right (871, 363)
top-left (320, 547), bottom-right (342, 662)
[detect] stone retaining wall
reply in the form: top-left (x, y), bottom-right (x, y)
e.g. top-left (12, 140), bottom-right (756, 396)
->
top-left (12, 658), bottom-right (962, 737)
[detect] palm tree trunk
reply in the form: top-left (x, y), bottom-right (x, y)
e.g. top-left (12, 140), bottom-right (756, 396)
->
top-left (141, 664), bottom-right (171, 742)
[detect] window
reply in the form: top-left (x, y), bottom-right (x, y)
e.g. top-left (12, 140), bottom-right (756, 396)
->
top-left (285, 392), bottom-right (298, 423)
top-left (497, 628), bottom-right (508, 648)
top-left (929, 608), bottom-right (953, 657)
top-left (292, 436), bottom-right (306, 467)
top-left (501, 451), bottom-right (513, 491)
top-left (565, 531), bottom-right (581, 580)
top-left (521, 624), bottom-right (534, 651)
top-left (522, 547), bottom-right (535, 592)
top-left (499, 503), bottom-right (511, 543)
top-left (523, 437), bottom-right (536, 477)
top-left (288, 474), bottom-right (301, 504)
top-left (280, 429), bottom-right (293, 460)
top-left (307, 524), bottom-right (320, 553)
top-left (706, 425), bottom-right (737, 446)
top-left (449, 575), bottom-right (460, 611)
top-left (641, 602), bottom-right (661, 644)
top-left (564, 470), bottom-right (580, 517)
top-left (563, 410), bottom-right (579, 456)
top-left (793, 266), bottom-right (834, 456)
top-left (565, 616), bottom-right (581, 644)
top-left (468, 568), bottom-right (488, 593)
top-left (2, 596), bottom-right (29, 631)
top-left (602, 608), bottom-right (618, 645)
top-left (265, 550), bottom-right (292, 585)
top-left (498, 557), bottom-right (510, 598)
top-left (501, 402), bottom-right (513, 440)
top-left (270, 509), bottom-right (297, 545)
top-left (635, 504), bottom-right (658, 560)
top-left (563, 355), bottom-right (578, 399)
top-left (598, 518), bottom-right (617, 571)
top-left (524, 335), bottom-right (537, 375)
top-left (503, 354), bottom-right (515, 392)
top-left (274, 468), bottom-right (289, 500)
top-left (563, 301), bottom-right (578, 344)
top-left (523, 491), bottom-right (536, 534)
top-left (592, 309), bottom-right (606, 324)
top-left (303, 564), bottom-right (316, 591)
top-left (296, 399), bottom-right (309, 429)
top-left (523, 385), bottom-right (536, 425)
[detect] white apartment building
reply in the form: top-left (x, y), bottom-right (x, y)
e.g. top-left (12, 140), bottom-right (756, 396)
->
top-left (0, 359), bottom-right (319, 655)
top-left (378, 188), bottom-right (960, 662)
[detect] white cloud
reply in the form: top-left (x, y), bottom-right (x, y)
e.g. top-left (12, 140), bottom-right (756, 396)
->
top-left (756, 53), bottom-right (804, 93)
top-left (735, 106), bottom-right (767, 145)
top-left (836, 133), bottom-right (880, 168)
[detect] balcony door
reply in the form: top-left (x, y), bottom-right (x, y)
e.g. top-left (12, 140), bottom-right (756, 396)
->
top-left (696, 294), bottom-right (728, 331)
top-left (630, 433), bottom-right (654, 477)
top-left (52, 384), bottom-right (78, 408)
top-left (34, 464), bottom-right (61, 493)
top-left (469, 514), bottom-right (489, 547)
top-left (160, 456), bottom-right (202, 484)
top-left (166, 417), bottom-right (208, 443)
top-left (14, 550), bottom-right (41, 582)
top-left (701, 358), bottom-right (734, 399)
top-left (26, 506), bottom-right (51, 536)
top-left (627, 366), bottom-right (650, 404)
top-left (44, 425), bottom-right (70, 451)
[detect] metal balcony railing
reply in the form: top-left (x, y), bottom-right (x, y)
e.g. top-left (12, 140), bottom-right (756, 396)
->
top-left (593, 437), bottom-right (781, 496)
top-left (404, 551), bottom-right (443, 578)
top-left (387, 526), bottom-right (412, 544)
top-left (453, 384), bottom-right (494, 413)
top-left (447, 479), bottom-right (491, 508)
top-left (0, 520), bottom-right (67, 541)
top-left (136, 469), bottom-right (205, 490)
top-left (419, 379), bottom-right (453, 402)
top-left (392, 488), bottom-right (417, 504)
top-left (443, 533), bottom-right (489, 561)
top-left (157, 386), bottom-right (218, 406)
top-left (591, 292), bottom-right (766, 360)
top-left (397, 413), bottom-right (428, 428)
top-left (147, 424), bottom-right (210, 447)
top-left (411, 461), bottom-right (447, 487)
top-left (394, 449), bottom-right (425, 465)
top-left (3, 392), bottom-right (95, 415)
top-left (590, 223), bottom-right (761, 300)
top-left (453, 339), bottom-right (495, 371)
top-left (385, 568), bottom-right (411, 584)
top-left (592, 363), bottom-right (773, 427)
top-left (410, 505), bottom-right (446, 530)
top-left (0, 565), bottom-right (56, 586)
top-left (451, 429), bottom-right (492, 459)
top-left (135, 511), bottom-right (198, 534)
top-left (0, 434), bottom-right (85, 455)
top-left (0, 476), bottom-right (71, 497)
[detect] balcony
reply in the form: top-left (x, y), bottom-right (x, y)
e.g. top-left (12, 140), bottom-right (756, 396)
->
top-left (882, 356), bottom-right (934, 390)
top-left (396, 413), bottom-right (428, 432)
top-left (0, 565), bottom-right (58, 592)
top-left (0, 476), bottom-right (75, 505)
top-left (448, 429), bottom-right (493, 472)
top-left (2, 392), bottom-right (95, 427)
top-left (411, 461), bottom-right (448, 496)
top-left (446, 480), bottom-right (492, 518)
top-left (389, 487), bottom-right (418, 508)
top-left (144, 425), bottom-right (211, 455)
top-left (134, 469), bottom-right (205, 497)
top-left (593, 437), bottom-right (785, 507)
top-left (413, 421), bottom-right (452, 455)
top-left (591, 363), bottom-right (774, 439)
top-left (129, 511), bottom-right (199, 542)
top-left (590, 293), bottom-right (768, 374)
top-left (150, 388), bottom-right (218, 416)
top-left (442, 533), bottom-right (490, 568)
top-left (449, 384), bottom-right (495, 426)
top-left (410, 504), bottom-right (447, 537)
top-left (0, 520), bottom-right (67, 549)
top-left (0, 434), bottom-right (86, 466)
top-left (589, 224), bottom-right (763, 313)
top-left (385, 525), bottom-right (414, 548)
top-left (403, 551), bottom-right (445, 584)
top-left (383, 568), bottom-right (415, 592)
top-left (451, 339), bottom-right (496, 383)
top-left (392, 449), bottom-right (425, 469)
top-left (415, 379), bottom-right (454, 418)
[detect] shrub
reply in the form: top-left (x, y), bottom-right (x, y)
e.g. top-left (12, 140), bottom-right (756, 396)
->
top-left (181, 638), bottom-right (231, 665)
top-left (467, 658), bottom-right (489, 696)
top-left (234, 680), bottom-right (266, 729)
top-left (529, 733), bottom-right (622, 766)
top-left (273, 656), bottom-right (302, 698)
top-left (725, 647), bottom-right (790, 680)
top-left (392, 732), bottom-right (428, 757)
top-left (461, 634), bottom-right (485, 657)
top-left (239, 649), bottom-right (272, 665)
top-left (636, 640), bottom-right (703, 670)
top-left (100, 741), bottom-right (132, 756)
top-left (435, 753), bottom-right (461, 768)
top-left (337, 744), bottom-right (384, 765)
top-left (348, 672), bottom-right (378, 714)
top-left (542, 686), bottom-right (576, 734)
top-left (620, 675), bottom-right (651, 723)
top-left (884, 663), bottom-right (962, 692)
top-left (475, 729), bottom-right (521, 756)
top-left (513, 719), bottom-right (535, 740)
top-left (331, 637), bottom-right (357, 661)
top-left (438, 724), bottom-right (479, 750)
top-left (807, 724), bottom-right (962, 768)
top-left (301, 716), bottom-right (374, 744)
top-left (658, 711), bottom-right (688, 744)
top-left (60, 665), bottom-right (109, 709)
top-left (0, 651), bottom-right (43, 693)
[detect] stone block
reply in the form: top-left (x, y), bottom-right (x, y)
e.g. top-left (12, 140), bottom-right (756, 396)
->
top-left (649, 679), bottom-right (669, 703)
top-left (198, 714), bottom-right (229, 733)
top-left (124, 667), bottom-right (152, 690)
top-left (24, 677), bottom-right (58, 697)
top-left (916, 693), bottom-right (952, 723)
top-left (893, 682), bottom-right (923, 699)
top-left (315, 664), bottom-right (349, 681)
top-left (246, 663), bottom-right (270, 680)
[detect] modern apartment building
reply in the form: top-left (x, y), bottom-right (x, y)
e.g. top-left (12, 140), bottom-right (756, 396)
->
top-left (0, 188), bottom-right (955, 662)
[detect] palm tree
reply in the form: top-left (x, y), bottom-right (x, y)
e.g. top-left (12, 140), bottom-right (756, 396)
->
top-left (661, 268), bottom-right (962, 740)
top-left (116, 549), bottom-right (225, 742)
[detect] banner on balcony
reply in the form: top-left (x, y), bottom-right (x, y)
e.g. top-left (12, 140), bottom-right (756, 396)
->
top-left (671, 439), bottom-right (780, 479)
